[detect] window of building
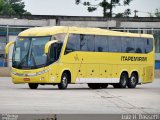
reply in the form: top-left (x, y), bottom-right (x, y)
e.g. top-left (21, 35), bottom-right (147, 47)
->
top-left (0, 36), bottom-right (7, 67)
top-left (154, 30), bottom-right (160, 53)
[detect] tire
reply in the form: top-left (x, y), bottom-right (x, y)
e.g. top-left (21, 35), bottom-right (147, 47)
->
top-left (100, 83), bottom-right (108, 89)
top-left (88, 83), bottom-right (101, 89)
top-left (128, 73), bottom-right (138, 88)
top-left (58, 73), bottom-right (68, 90)
top-left (28, 83), bottom-right (38, 89)
top-left (113, 73), bottom-right (128, 88)
top-left (113, 84), bottom-right (121, 88)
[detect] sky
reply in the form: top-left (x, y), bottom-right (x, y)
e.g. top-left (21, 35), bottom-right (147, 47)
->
top-left (23, 0), bottom-right (160, 17)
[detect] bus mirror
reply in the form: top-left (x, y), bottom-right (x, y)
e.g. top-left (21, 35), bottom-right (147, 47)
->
top-left (44, 40), bottom-right (58, 54)
top-left (5, 41), bottom-right (15, 55)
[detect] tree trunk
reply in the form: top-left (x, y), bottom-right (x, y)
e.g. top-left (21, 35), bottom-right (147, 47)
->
top-left (103, 0), bottom-right (107, 17)
top-left (109, 0), bottom-right (113, 17)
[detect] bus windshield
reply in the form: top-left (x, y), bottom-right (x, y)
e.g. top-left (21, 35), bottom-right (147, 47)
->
top-left (12, 36), bottom-right (50, 69)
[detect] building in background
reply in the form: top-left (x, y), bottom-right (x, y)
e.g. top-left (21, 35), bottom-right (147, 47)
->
top-left (0, 15), bottom-right (160, 69)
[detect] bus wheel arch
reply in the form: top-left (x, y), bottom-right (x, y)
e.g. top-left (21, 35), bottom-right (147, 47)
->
top-left (62, 70), bottom-right (71, 84)
top-left (121, 71), bottom-right (129, 78)
top-left (58, 70), bottom-right (71, 90)
top-left (128, 71), bottom-right (139, 88)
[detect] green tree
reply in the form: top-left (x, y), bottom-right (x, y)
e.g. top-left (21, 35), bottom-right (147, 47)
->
top-left (115, 8), bottom-right (131, 17)
top-left (0, 0), bottom-right (31, 16)
top-left (75, 0), bottom-right (132, 17)
top-left (0, 0), bottom-right (14, 15)
top-left (155, 8), bottom-right (160, 17)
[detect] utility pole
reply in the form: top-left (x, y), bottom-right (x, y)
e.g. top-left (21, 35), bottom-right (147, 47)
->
top-left (134, 10), bottom-right (138, 17)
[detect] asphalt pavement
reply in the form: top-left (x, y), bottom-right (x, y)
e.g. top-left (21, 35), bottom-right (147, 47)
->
top-left (0, 77), bottom-right (160, 114)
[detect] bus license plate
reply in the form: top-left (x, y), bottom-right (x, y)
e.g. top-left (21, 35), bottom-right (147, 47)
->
top-left (23, 78), bottom-right (30, 81)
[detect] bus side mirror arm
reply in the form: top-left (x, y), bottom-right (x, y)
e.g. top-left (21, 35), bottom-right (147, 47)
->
top-left (44, 40), bottom-right (58, 54)
top-left (5, 41), bottom-right (15, 55)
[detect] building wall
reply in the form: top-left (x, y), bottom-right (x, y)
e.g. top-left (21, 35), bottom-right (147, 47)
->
top-left (0, 18), bottom-right (56, 26)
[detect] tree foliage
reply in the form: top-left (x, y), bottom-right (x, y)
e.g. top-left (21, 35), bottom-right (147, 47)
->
top-left (148, 9), bottom-right (160, 17)
top-left (115, 8), bottom-right (131, 17)
top-left (75, 0), bottom-right (132, 17)
top-left (155, 9), bottom-right (160, 17)
top-left (0, 0), bottom-right (31, 15)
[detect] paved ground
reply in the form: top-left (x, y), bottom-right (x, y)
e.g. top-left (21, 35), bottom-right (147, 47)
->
top-left (0, 77), bottom-right (160, 114)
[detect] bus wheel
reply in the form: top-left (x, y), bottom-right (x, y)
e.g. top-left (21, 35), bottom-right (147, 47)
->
top-left (128, 73), bottom-right (138, 88)
top-left (88, 83), bottom-right (101, 89)
top-left (28, 83), bottom-right (38, 89)
top-left (114, 73), bottom-right (128, 88)
top-left (100, 83), bottom-right (108, 89)
top-left (58, 73), bottom-right (68, 90)
top-left (113, 84), bottom-right (121, 88)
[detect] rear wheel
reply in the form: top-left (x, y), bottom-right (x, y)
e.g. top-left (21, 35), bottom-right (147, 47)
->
top-left (28, 83), bottom-right (38, 89)
top-left (58, 73), bottom-right (68, 90)
top-left (128, 73), bottom-right (138, 88)
top-left (113, 73), bottom-right (128, 88)
top-left (100, 83), bottom-right (108, 89)
top-left (113, 84), bottom-right (121, 88)
top-left (88, 83), bottom-right (101, 89)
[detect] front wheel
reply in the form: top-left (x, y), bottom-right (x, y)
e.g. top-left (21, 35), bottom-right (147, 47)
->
top-left (28, 83), bottom-right (38, 89)
top-left (58, 73), bottom-right (68, 90)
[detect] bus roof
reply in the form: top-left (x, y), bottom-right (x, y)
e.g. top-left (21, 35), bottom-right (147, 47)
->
top-left (18, 26), bottom-right (153, 38)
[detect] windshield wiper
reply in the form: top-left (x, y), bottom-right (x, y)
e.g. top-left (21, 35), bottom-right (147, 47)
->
top-left (28, 50), bottom-right (37, 68)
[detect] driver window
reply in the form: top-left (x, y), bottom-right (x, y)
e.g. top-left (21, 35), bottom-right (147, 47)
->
top-left (49, 42), bottom-right (63, 64)
top-left (53, 34), bottom-right (66, 42)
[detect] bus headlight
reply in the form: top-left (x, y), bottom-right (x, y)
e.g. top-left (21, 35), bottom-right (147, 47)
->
top-left (36, 68), bottom-right (51, 75)
top-left (11, 68), bottom-right (51, 77)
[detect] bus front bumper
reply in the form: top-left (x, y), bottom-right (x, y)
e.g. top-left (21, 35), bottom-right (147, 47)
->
top-left (11, 68), bottom-right (52, 84)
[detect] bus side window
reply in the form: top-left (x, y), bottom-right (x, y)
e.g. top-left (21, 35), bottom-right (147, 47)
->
top-left (65, 34), bottom-right (80, 54)
top-left (121, 37), bottom-right (135, 53)
top-left (53, 33), bottom-right (66, 42)
top-left (145, 38), bottom-right (153, 53)
top-left (80, 35), bottom-right (95, 52)
top-left (95, 36), bottom-right (108, 52)
top-left (49, 42), bottom-right (62, 64)
top-left (135, 38), bottom-right (145, 53)
top-left (108, 36), bottom-right (121, 52)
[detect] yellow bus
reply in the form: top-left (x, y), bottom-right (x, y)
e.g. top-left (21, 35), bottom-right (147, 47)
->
top-left (5, 26), bottom-right (155, 89)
